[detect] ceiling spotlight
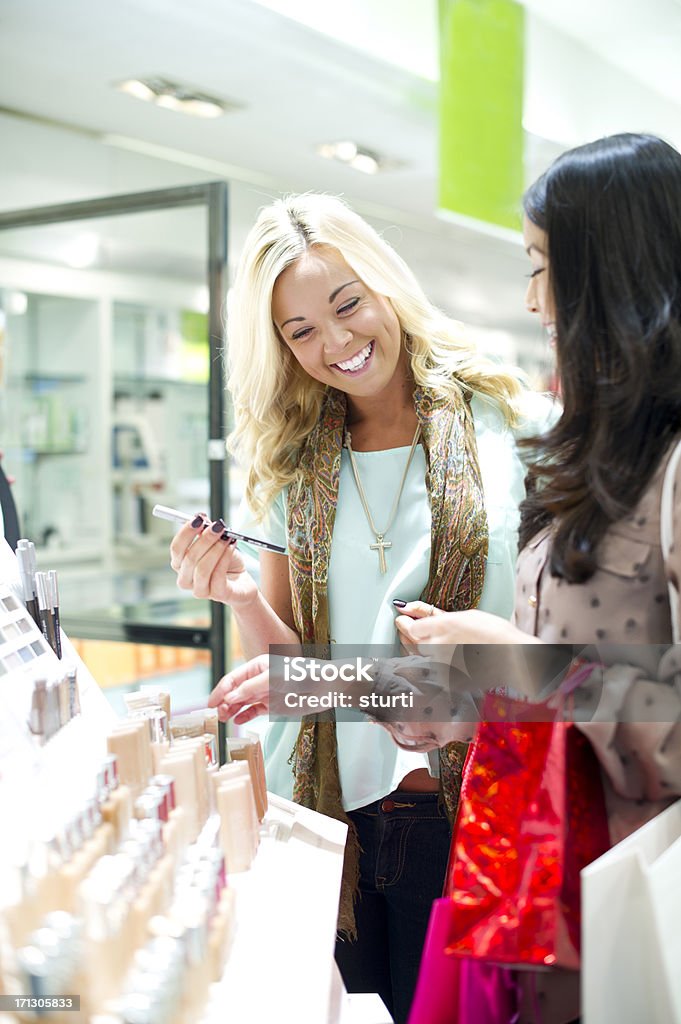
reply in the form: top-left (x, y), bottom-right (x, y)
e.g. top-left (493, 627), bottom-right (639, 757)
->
top-left (115, 78), bottom-right (236, 119)
top-left (62, 233), bottom-right (100, 269)
top-left (117, 79), bottom-right (156, 103)
top-left (317, 141), bottom-right (393, 175)
top-left (349, 152), bottom-right (380, 175)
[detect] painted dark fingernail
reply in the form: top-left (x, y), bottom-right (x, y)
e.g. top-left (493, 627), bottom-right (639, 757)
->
top-left (392, 599), bottom-right (407, 608)
top-left (191, 515), bottom-right (204, 528)
top-left (229, 536), bottom-right (237, 545)
top-left (211, 518), bottom-right (225, 534)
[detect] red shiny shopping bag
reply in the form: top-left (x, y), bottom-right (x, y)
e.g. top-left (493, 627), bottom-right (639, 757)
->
top-left (442, 692), bottom-right (610, 970)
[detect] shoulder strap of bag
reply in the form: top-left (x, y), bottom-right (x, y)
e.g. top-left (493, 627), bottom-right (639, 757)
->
top-left (660, 438), bottom-right (681, 644)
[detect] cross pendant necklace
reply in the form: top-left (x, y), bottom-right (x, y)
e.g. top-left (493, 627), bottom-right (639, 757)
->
top-left (344, 424), bottom-right (421, 575)
top-left (370, 534), bottom-right (392, 574)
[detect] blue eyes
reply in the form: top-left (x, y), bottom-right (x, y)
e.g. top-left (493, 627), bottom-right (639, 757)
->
top-left (290, 296), bottom-right (360, 341)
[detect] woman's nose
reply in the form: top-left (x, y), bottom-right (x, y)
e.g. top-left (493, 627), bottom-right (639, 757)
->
top-left (525, 279), bottom-right (539, 315)
top-left (324, 322), bottom-right (353, 353)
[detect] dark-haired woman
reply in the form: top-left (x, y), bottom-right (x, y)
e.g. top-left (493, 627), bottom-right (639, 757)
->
top-left (397, 133), bottom-right (681, 1023)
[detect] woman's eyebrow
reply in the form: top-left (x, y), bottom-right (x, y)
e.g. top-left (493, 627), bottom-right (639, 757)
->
top-left (329, 280), bottom-right (360, 303)
top-left (281, 315), bottom-right (305, 329)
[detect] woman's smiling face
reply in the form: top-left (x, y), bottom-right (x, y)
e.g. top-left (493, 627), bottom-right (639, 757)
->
top-left (272, 246), bottom-right (405, 398)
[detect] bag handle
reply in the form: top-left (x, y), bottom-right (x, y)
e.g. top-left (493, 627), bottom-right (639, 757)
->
top-left (660, 438), bottom-right (681, 645)
top-left (554, 658), bottom-right (606, 723)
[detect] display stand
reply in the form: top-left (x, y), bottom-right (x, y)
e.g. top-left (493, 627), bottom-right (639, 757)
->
top-left (206, 795), bottom-right (336, 1023)
top-left (202, 792), bottom-right (392, 1024)
top-left (0, 540), bottom-right (115, 901)
top-left (0, 538), bottom-right (393, 1023)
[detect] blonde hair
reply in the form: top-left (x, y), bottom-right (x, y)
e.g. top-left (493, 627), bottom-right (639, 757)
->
top-left (227, 193), bottom-right (525, 520)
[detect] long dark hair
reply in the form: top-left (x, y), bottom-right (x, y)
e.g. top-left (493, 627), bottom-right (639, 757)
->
top-left (519, 133), bottom-right (681, 581)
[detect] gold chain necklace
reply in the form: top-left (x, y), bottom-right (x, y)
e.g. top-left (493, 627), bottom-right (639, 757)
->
top-left (344, 424), bottom-right (421, 574)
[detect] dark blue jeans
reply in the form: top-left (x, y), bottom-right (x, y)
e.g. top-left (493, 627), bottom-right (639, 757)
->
top-left (334, 790), bottom-right (452, 1024)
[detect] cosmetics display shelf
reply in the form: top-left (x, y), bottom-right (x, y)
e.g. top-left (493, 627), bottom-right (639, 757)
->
top-left (0, 547), bottom-right (117, 905)
top-left (61, 600), bottom-right (211, 648)
top-left (0, 540), bottom-right (391, 1024)
top-left (20, 374), bottom-right (88, 387)
top-left (204, 794), bottom-right (346, 1024)
top-left (24, 449), bottom-right (88, 459)
top-left (114, 374), bottom-right (206, 391)
top-left (201, 794), bottom-right (393, 1024)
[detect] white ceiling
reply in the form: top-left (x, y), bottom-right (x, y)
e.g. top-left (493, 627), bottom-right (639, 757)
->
top-left (251, 0), bottom-right (681, 114)
top-left (521, 0), bottom-right (681, 108)
top-left (0, 0), bottom-right (440, 214)
top-left (0, 0), bottom-right (680, 357)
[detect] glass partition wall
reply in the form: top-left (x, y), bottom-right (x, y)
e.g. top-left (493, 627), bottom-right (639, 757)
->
top-left (0, 184), bottom-right (231, 755)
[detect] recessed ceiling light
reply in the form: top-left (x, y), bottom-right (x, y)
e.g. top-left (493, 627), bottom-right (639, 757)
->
top-left (350, 152), bottom-right (380, 175)
top-left (62, 233), bottom-right (100, 269)
top-left (317, 141), bottom-right (399, 175)
top-left (118, 79), bottom-right (156, 103)
top-left (115, 78), bottom-right (238, 119)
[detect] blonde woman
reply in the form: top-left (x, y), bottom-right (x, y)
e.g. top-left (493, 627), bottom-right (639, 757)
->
top-left (170, 193), bottom-right (553, 1023)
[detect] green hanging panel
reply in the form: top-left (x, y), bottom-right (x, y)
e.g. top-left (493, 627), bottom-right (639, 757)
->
top-left (439, 0), bottom-right (525, 230)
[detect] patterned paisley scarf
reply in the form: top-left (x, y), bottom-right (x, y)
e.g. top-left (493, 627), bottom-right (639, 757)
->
top-left (286, 384), bottom-right (488, 937)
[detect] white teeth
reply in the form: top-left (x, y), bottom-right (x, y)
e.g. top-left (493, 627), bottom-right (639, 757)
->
top-left (334, 342), bottom-right (372, 372)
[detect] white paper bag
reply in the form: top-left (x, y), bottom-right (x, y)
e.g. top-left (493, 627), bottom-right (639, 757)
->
top-left (582, 799), bottom-right (681, 1023)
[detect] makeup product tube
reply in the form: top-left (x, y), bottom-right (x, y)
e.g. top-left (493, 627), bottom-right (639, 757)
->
top-left (47, 570), bottom-right (63, 659)
top-left (213, 763), bottom-right (259, 852)
top-left (157, 751), bottom-right (200, 843)
top-left (58, 672), bottom-right (70, 727)
top-left (100, 755), bottom-right (133, 842)
top-left (44, 681), bottom-right (61, 740)
top-left (17, 540), bottom-right (40, 626)
top-left (208, 887), bottom-right (236, 980)
top-left (217, 778), bottom-right (257, 873)
top-left (152, 503), bottom-right (286, 553)
top-left (28, 678), bottom-right (47, 737)
top-left (35, 572), bottom-right (58, 658)
top-left (227, 735), bottom-right (268, 821)
top-left (169, 738), bottom-right (209, 829)
top-left (107, 721), bottom-right (153, 798)
top-left (66, 666), bottom-right (81, 718)
top-left (124, 689), bottom-right (171, 721)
